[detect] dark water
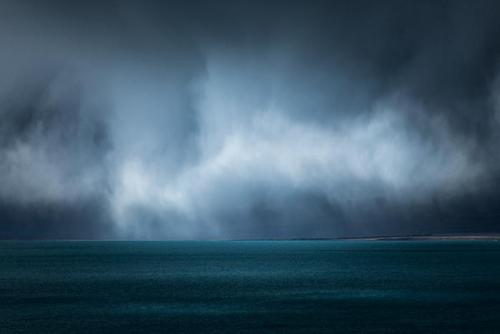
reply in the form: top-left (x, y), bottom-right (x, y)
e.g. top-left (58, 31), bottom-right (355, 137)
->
top-left (1, 241), bottom-right (500, 333)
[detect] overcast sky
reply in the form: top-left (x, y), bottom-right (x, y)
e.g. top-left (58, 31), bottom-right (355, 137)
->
top-left (1, 0), bottom-right (500, 239)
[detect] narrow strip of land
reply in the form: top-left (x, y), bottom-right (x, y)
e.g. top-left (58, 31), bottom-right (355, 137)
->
top-left (341, 234), bottom-right (500, 241)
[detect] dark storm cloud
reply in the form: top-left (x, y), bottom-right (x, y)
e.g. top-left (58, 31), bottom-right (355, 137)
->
top-left (1, 0), bottom-right (500, 239)
top-left (0, 69), bottom-right (113, 238)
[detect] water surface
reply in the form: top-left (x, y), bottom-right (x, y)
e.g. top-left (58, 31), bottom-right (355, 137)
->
top-left (1, 241), bottom-right (499, 333)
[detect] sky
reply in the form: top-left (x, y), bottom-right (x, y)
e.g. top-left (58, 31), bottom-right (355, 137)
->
top-left (1, 0), bottom-right (500, 239)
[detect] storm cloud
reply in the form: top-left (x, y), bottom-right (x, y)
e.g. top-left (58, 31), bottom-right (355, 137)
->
top-left (1, 0), bottom-right (500, 239)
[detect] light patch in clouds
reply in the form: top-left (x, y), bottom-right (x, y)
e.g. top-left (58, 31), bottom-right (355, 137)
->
top-left (110, 99), bottom-right (482, 238)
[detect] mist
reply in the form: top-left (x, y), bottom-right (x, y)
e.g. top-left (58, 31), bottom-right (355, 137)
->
top-left (1, 0), bottom-right (500, 239)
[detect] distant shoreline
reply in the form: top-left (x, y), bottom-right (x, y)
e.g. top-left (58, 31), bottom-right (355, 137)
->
top-left (318, 234), bottom-right (500, 241)
top-left (344, 235), bottom-right (500, 241)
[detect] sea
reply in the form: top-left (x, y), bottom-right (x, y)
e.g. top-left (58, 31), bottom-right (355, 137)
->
top-left (1, 240), bottom-right (499, 333)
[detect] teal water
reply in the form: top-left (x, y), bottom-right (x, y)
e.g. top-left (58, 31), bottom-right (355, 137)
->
top-left (1, 241), bottom-right (499, 333)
